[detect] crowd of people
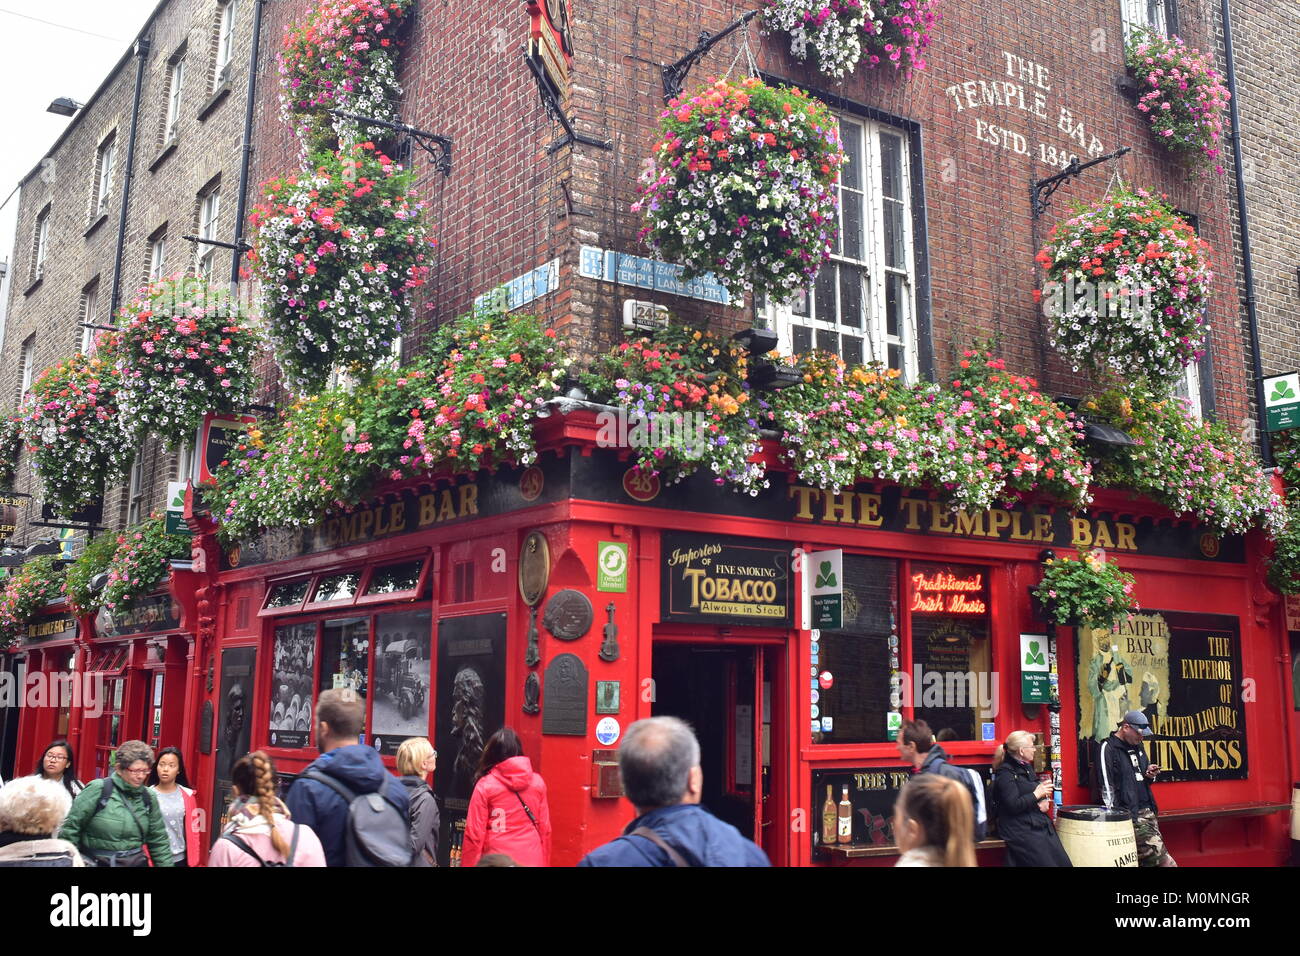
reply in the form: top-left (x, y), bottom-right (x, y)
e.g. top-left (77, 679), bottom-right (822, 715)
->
top-left (0, 705), bottom-right (1167, 867)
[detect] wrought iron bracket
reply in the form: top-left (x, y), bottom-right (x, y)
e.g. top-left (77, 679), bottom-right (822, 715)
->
top-left (523, 52), bottom-right (612, 154)
top-left (662, 8), bottom-right (760, 103)
top-left (182, 234), bottom-right (252, 253)
top-left (1030, 146), bottom-right (1131, 218)
top-left (328, 110), bottom-right (453, 176)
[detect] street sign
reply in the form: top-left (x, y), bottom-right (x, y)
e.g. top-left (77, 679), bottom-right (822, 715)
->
top-left (1263, 371), bottom-right (1300, 432)
top-left (596, 540), bottom-right (628, 592)
top-left (1021, 633), bottom-right (1051, 704)
top-left (165, 481), bottom-right (193, 537)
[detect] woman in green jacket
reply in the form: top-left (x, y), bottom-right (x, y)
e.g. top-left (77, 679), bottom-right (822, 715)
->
top-left (59, 740), bottom-right (174, 867)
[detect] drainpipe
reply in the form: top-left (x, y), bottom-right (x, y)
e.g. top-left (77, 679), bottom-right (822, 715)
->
top-left (1219, 0), bottom-right (1269, 460)
top-left (110, 36), bottom-right (151, 314)
top-left (230, 0), bottom-right (267, 286)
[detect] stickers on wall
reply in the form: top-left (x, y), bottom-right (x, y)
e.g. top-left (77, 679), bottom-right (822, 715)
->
top-left (811, 719), bottom-right (822, 734)
top-left (818, 671), bottom-right (833, 690)
top-left (981, 723), bottom-right (997, 742)
top-left (809, 642), bottom-right (820, 655)
top-left (810, 689), bottom-right (820, 704)
top-left (810, 666), bottom-right (817, 678)
top-left (887, 711), bottom-right (903, 740)
top-left (811, 704), bottom-right (820, 719)
top-left (809, 653), bottom-right (819, 667)
top-left (595, 716), bottom-right (621, 746)
top-left (821, 716), bottom-right (833, 733)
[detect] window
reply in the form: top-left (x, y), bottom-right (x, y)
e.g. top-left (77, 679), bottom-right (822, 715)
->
top-left (125, 450), bottom-right (145, 525)
top-left (1120, 0), bottom-right (1177, 39)
top-left (32, 207), bottom-right (51, 281)
top-left (165, 55), bottom-right (186, 142)
top-left (92, 134), bottom-right (117, 218)
top-left (18, 334), bottom-right (36, 399)
top-left (214, 1), bottom-right (237, 89)
top-left (198, 186), bottom-right (221, 278)
top-left (148, 230), bottom-right (168, 282)
top-left (762, 113), bottom-right (919, 380)
top-left (79, 280), bottom-right (100, 353)
top-left (175, 442), bottom-right (196, 483)
top-left (812, 556), bottom-right (994, 747)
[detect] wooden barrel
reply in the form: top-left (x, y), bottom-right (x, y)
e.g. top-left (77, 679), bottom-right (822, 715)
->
top-left (1056, 806), bottom-right (1137, 867)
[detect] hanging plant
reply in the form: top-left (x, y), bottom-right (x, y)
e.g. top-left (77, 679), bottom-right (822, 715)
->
top-left (0, 556), bottom-right (65, 648)
top-left (583, 325), bottom-right (768, 495)
top-left (18, 353), bottom-right (132, 517)
top-left (100, 514), bottom-right (191, 613)
top-left (0, 415), bottom-right (22, 489)
top-left (248, 141), bottom-right (435, 395)
top-left (763, 1), bottom-right (874, 79)
top-left (862, 0), bottom-right (939, 73)
top-left (1125, 31), bottom-right (1229, 177)
top-left (634, 77), bottom-right (846, 305)
top-left (112, 274), bottom-right (261, 450)
top-left (1036, 187), bottom-right (1213, 390)
top-left (1032, 550), bottom-right (1137, 631)
top-left (1083, 387), bottom-right (1283, 538)
top-left (211, 309), bottom-right (567, 544)
top-left (279, 0), bottom-right (415, 154)
top-left (64, 531), bottom-right (119, 616)
top-left (1264, 430), bottom-right (1300, 595)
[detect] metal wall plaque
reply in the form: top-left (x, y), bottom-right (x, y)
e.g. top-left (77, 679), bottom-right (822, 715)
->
top-left (543, 588), bottom-right (593, 641)
top-left (542, 653), bottom-right (588, 735)
top-left (599, 603), bottom-right (620, 662)
top-left (523, 672), bottom-right (541, 715)
top-left (199, 700), bottom-right (214, 755)
top-left (519, 531), bottom-right (551, 606)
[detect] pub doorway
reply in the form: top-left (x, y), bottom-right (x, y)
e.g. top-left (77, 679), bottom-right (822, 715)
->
top-left (651, 641), bottom-right (780, 859)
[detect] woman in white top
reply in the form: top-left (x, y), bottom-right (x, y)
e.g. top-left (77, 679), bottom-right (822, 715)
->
top-left (148, 747), bottom-right (200, 867)
top-left (34, 741), bottom-right (83, 799)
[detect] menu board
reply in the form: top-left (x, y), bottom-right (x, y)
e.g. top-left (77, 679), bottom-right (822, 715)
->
top-left (661, 533), bottom-right (793, 625)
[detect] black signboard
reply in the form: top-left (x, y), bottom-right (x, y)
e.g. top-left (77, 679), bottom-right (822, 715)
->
top-left (810, 764), bottom-right (992, 860)
top-left (95, 592), bottom-right (182, 639)
top-left (211, 646), bottom-right (255, 846)
top-left (40, 499), bottom-right (103, 526)
top-left (1076, 610), bottom-right (1247, 786)
top-left (661, 532), bottom-right (793, 625)
top-left (435, 612), bottom-right (506, 867)
top-left (22, 614), bottom-right (77, 644)
top-left (542, 653), bottom-right (588, 736)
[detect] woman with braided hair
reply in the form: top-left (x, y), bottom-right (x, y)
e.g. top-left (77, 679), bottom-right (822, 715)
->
top-left (208, 751), bottom-right (326, 867)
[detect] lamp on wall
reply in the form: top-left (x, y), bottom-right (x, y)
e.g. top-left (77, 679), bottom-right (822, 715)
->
top-left (46, 97), bottom-right (84, 117)
top-left (732, 328), bottom-right (801, 391)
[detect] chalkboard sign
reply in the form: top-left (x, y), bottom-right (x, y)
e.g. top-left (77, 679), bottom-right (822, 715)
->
top-left (810, 764), bottom-right (992, 860)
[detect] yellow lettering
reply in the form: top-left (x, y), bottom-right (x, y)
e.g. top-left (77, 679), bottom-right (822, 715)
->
top-left (419, 493), bottom-right (438, 528)
top-left (1093, 521), bottom-right (1115, 550)
top-left (389, 501), bottom-right (406, 534)
top-left (357, 509), bottom-right (375, 540)
top-left (1115, 522), bottom-right (1137, 552)
top-left (1035, 513), bottom-right (1054, 542)
top-left (373, 506), bottom-right (390, 538)
top-left (459, 484), bottom-right (479, 516)
top-left (902, 498), bottom-right (927, 530)
top-left (325, 519), bottom-right (342, 549)
top-left (1010, 512), bottom-right (1034, 541)
top-left (683, 568), bottom-right (706, 607)
top-left (1071, 517), bottom-right (1093, 548)
top-left (857, 493), bottom-right (883, 527)
top-left (789, 486), bottom-right (818, 520)
top-left (437, 491), bottom-right (455, 523)
top-left (930, 507), bottom-right (954, 533)
top-left (987, 509), bottom-right (1012, 538)
top-left (955, 511), bottom-right (987, 538)
top-left (823, 492), bottom-right (854, 525)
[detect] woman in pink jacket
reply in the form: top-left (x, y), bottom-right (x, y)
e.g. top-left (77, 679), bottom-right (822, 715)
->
top-left (208, 751), bottom-right (325, 867)
top-left (460, 728), bottom-right (551, 867)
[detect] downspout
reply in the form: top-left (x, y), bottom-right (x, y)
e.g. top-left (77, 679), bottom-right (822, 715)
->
top-left (110, 36), bottom-right (151, 313)
top-left (1219, 0), bottom-right (1269, 460)
top-left (230, 0), bottom-right (267, 286)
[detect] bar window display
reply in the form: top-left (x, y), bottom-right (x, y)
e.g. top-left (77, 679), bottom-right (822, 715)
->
top-left (908, 561), bottom-right (992, 741)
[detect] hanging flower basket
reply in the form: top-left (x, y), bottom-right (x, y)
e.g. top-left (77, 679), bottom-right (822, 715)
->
top-left (864, 0), bottom-right (939, 73)
top-left (582, 325), bottom-right (768, 495)
top-left (248, 141), bottom-right (435, 395)
top-left (1036, 186), bottom-right (1213, 389)
top-left (18, 353), bottom-right (132, 517)
top-left (112, 275), bottom-right (261, 450)
top-left (763, 0), bottom-right (873, 78)
top-left (1084, 387), bottom-right (1284, 538)
top-left (0, 415), bottom-right (21, 489)
top-left (279, 0), bottom-right (416, 155)
top-left (101, 514), bottom-right (191, 613)
top-left (0, 556), bottom-right (65, 649)
top-left (1031, 550), bottom-right (1137, 632)
top-left (1125, 31), bottom-right (1230, 177)
top-left (64, 531), bottom-right (119, 616)
top-left (634, 77), bottom-right (846, 305)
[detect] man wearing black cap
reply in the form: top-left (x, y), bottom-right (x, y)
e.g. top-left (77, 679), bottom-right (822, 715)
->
top-left (1099, 710), bottom-right (1176, 867)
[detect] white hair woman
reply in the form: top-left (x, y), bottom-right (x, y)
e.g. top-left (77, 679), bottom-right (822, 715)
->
top-left (990, 730), bottom-right (1072, 867)
top-left (0, 777), bottom-right (85, 866)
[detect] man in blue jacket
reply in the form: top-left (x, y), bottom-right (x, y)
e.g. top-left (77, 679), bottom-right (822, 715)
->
top-left (286, 688), bottom-right (410, 866)
top-left (579, 716), bottom-right (770, 867)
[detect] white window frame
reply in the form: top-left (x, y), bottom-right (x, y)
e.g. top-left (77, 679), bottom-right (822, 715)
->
top-left (1121, 0), bottom-right (1174, 39)
top-left (175, 442), bottom-right (196, 484)
top-left (33, 209), bottom-right (50, 280)
top-left (149, 233), bottom-right (168, 282)
top-left (761, 112), bottom-right (920, 381)
top-left (198, 188), bottom-right (221, 279)
top-left (214, 1), bottom-right (237, 89)
top-left (165, 57), bottom-right (186, 142)
top-left (79, 282), bottom-right (100, 354)
top-left (126, 450), bottom-right (145, 526)
top-left (94, 135), bottom-right (117, 217)
top-left (19, 335), bottom-right (36, 395)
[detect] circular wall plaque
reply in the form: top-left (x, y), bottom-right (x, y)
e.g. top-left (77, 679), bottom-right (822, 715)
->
top-left (543, 589), bottom-right (593, 641)
top-left (519, 531), bottom-right (550, 607)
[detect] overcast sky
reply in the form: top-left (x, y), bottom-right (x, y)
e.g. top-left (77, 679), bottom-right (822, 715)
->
top-left (0, 1), bottom-right (160, 283)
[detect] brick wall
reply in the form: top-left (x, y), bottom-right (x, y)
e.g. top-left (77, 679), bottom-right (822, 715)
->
top-left (0, 0), bottom-right (260, 544)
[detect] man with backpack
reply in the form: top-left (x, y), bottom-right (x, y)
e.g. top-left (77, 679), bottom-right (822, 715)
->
top-left (896, 720), bottom-right (986, 841)
top-left (286, 689), bottom-right (412, 866)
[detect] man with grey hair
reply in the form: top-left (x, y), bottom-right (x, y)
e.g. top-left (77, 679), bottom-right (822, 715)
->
top-left (578, 716), bottom-right (769, 866)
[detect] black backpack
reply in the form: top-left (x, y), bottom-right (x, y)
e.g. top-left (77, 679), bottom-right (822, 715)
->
top-left (301, 770), bottom-right (414, 867)
top-left (221, 824), bottom-right (301, 867)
